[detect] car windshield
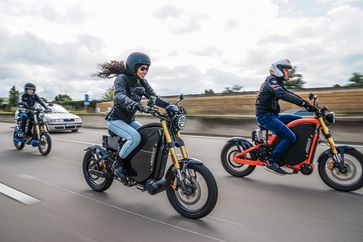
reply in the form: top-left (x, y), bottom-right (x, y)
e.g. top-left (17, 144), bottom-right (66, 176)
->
top-left (51, 105), bottom-right (68, 113)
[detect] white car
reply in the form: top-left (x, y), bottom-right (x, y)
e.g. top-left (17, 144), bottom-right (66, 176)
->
top-left (15, 103), bottom-right (82, 133)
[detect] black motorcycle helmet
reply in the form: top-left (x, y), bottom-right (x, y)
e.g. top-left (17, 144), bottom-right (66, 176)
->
top-left (126, 52), bottom-right (151, 74)
top-left (24, 82), bottom-right (36, 93)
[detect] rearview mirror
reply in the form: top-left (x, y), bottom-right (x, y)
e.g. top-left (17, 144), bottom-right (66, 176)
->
top-left (309, 93), bottom-right (316, 101)
top-left (175, 94), bottom-right (184, 105)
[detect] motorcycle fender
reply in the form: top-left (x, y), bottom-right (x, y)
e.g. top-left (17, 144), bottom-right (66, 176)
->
top-left (226, 137), bottom-right (253, 149)
top-left (84, 144), bottom-right (109, 160)
top-left (317, 145), bottom-right (356, 162)
top-left (181, 157), bottom-right (203, 172)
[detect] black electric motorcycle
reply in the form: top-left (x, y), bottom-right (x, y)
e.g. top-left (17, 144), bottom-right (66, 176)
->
top-left (82, 92), bottom-right (218, 219)
top-left (13, 108), bottom-right (52, 156)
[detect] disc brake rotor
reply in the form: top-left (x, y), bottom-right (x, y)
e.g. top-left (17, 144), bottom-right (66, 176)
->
top-left (175, 176), bottom-right (201, 206)
top-left (330, 159), bottom-right (357, 181)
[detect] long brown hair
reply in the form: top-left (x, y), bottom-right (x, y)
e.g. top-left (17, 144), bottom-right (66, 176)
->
top-left (95, 60), bottom-right (129, 79)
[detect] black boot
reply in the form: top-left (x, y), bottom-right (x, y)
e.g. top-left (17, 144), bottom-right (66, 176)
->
top-left (112, 156), bottom-right (126, 178)
top-left (264, 159), bottom-right (287, 175)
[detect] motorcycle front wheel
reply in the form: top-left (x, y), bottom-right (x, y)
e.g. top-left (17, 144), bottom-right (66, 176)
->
top-left (318, 149), bottom-right (363, 192)
top-left (38, 133), bottom-right (52, 156)
top-left (165, 164), bottom-right (218, 219)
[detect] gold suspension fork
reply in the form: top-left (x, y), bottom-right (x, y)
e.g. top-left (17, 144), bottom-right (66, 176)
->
top-left (161, 120), bottom-right (184, 190)
top-left (319, 117), bottom-right (338, 155)
top-left (177, 131), bottom-right (188, 159)
top-left (161, 120), bottom-right (180, 169)
top-left (319, 117), bottom-right (341, 170)
top-left (42, 117), bottom-right (48, 132)
top-left (33, 113), bottom-right (41, 140)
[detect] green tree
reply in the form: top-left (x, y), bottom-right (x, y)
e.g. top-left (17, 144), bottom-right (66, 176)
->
top-left (333, 84), bottom-right (341, 88)
top-left (102, 87), bottom-right (115, 100)
top-left (8, 85), bottom-right (19, 107)
top-left (54, 94), bottom-right (72, 103)
top-left (222, 85), bottom-right (243, 94)
top-left (284, 66), bottom-right (305, 89)
top-left (203, 89), bottom-right (215, 95)
top-left (347, 73), bottom-right (363, 87)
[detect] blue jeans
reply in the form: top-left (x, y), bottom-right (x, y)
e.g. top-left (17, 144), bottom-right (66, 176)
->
top-left (18, 111), bottom-right (34, 134)
top-left (107, 120), bottom-right (142, 159)
top-left (256, 113), bottom-right (302, 164)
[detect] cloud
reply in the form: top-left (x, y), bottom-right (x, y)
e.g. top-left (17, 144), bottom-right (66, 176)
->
top-left (0, 0), bottom-right (87, 24)
top-left (0, 0), bottom-right (362, 101)
top-left (0, 27), bottom-right (107, 100)
top-left (155, 5), bottom-right (182, 19)
top-left (190, 46), bottom-right (222, 57)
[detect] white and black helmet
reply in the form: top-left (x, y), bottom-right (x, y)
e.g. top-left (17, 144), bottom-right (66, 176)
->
top-left (269, 59), bottom-right (292, 78)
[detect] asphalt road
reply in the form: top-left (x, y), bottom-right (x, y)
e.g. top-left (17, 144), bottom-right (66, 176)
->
top-left (1, 122), bottom-right (363, 242)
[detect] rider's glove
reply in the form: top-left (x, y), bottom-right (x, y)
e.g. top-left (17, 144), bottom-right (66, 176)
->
top-left (147, 97), bottom-right (155, 107)
top-left (134, 103), bottom-right (148, 113)
top-left (304, 103), bottom-right (318, 112)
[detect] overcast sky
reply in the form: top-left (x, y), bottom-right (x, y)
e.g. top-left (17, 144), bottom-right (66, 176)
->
top-left (0, 0), bottom-right (362, 100)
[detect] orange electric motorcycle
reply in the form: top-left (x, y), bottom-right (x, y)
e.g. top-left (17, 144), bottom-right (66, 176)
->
top-left (221, 93), bottom-right (363, 192)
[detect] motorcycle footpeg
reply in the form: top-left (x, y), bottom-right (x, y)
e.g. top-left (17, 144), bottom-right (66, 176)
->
top-left (136, 184), bottom-right (146, 191)
top-left (117, 176), bottom-right (136, 187)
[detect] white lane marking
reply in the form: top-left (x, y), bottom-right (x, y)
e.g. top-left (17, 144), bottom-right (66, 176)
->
top-left (17, 174), bottom-right (37, 180)
top-left (208, 216), bottom-right (244, 227)
top-left (29, 176), bottom-right (226, 242)
top-left (53, 138), bottom-right (94, 145)
top-left (0, 183), bottom-right (40, 205)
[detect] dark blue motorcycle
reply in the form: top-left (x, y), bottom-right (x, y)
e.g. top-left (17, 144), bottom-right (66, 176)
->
top-left (13, 108), bottom-right (52, 156)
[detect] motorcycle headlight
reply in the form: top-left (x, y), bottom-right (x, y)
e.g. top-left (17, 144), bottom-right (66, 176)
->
top-left (175, 115), bottom-right (187, 130)
top-left (325, 112), bottom-right (335, 124)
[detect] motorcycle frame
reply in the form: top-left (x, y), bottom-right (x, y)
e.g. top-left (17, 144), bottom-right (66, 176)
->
top-left (232, 116), bottom-right (338, 171)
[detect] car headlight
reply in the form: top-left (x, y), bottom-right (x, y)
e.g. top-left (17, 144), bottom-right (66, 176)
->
top-left (75, 118), bottom-right (82, 122)
top-left (175, 115), bottom-right (187, 130)
top-left (49, 118), bottom-right (63, 124)
top-left (325, 112), bottom-right (335, 124)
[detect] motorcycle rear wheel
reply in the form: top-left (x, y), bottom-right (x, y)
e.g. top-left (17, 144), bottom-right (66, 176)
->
top-left (221, 142), bottom-right (256, 177)
top-left (13, 131), bottom-right (25, 150)
top-left (83, 150), bottom-right (114, 192)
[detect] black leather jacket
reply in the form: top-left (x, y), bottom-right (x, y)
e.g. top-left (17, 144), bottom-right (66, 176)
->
top-left (255, 76), bottom-right (306, 115)
top-left (107, 74), bottom-right (169, 123)
top-left (18, 93), bottom-right (47, 110)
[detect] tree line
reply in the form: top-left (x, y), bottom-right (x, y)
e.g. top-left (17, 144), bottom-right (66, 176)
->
top-left (202, 69), bottom-right (363, 95)
top-left (1, 71), bottom-right (362, 111)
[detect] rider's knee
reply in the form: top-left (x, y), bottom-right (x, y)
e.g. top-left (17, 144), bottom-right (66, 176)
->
top-left (133, 132), bottom-right (141, 145)
top-left (19, 113), bottom-right (28, 120)
top-left (286, 132), bottom-right (296, 143)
